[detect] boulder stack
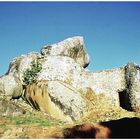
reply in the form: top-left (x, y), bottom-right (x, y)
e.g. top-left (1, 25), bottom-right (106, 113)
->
top-left (0, 36), bottom-right (140, 122)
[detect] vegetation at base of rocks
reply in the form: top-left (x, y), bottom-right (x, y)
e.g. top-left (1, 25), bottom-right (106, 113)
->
top-left (0, 114), bottom-right (65, 138)
top-left (0, 109), bottom-right (140, 138)
top-left (8, 115), bottom-right (63, 127)
top-left (23, 59), bottom-right (42, 85)
top-left (18, 135), bottom-right (30, 139)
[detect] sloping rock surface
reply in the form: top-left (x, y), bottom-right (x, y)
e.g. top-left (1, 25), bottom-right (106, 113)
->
top-left (23, 80), bottom-right (87, 122)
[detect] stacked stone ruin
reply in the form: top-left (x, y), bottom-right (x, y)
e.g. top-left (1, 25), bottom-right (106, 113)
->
top-left (0, 36), bottom-right (140, 121)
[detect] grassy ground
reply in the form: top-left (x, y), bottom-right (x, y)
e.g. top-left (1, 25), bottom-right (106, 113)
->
top-left (0, 112), bottom-right (66, 138)
top-left (0, 106), bottom-right (140, 138)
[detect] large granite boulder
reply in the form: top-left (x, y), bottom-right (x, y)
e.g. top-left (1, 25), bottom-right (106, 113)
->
top-left (41, 36), bottom-right (90, 68)
top-left (23, 80), bottom-right (87, 122)
top-left (0, 74), bottom-right (23, 99)
top-left (37, 56), bottom-right (84, 88)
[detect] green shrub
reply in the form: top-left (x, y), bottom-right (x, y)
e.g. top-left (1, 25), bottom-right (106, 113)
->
top-left (23, 59), bottom-right (42, 85)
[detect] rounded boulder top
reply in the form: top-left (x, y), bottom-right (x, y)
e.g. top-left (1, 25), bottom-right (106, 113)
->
top-left (41, 36), bottom-right (90, 68)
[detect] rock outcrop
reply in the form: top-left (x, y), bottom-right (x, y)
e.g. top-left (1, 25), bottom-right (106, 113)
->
top-left (74, 67), bottom-right (126, 107)
top-left (0, 36), bottom-right (140, 122)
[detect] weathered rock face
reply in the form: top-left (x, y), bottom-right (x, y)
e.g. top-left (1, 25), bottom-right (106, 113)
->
top-left (41, 36), bottom-right (90, 68)
top-left (0, 98), bottom-right (26, 117)
top-left (0, 74), bottom-right (23, 99)
top-left (23, 80), bottom-right (87, 122)
top-left (75, 68), bottom-right (126, 107)
top-left (37, 56), bottom-right (84, 87)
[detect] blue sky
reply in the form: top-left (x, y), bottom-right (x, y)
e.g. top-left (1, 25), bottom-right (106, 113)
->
top-left (0, 2), bottom-right (140, 76)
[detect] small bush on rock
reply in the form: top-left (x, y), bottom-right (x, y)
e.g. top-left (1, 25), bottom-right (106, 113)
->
top-left (23, 59), bottom-right (42, 85)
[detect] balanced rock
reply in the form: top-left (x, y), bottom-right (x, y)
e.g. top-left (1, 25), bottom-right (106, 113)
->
top-left (41, 36), bottom-right (90, 68)
top-left (23, 80), bottom-right (87, 122)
